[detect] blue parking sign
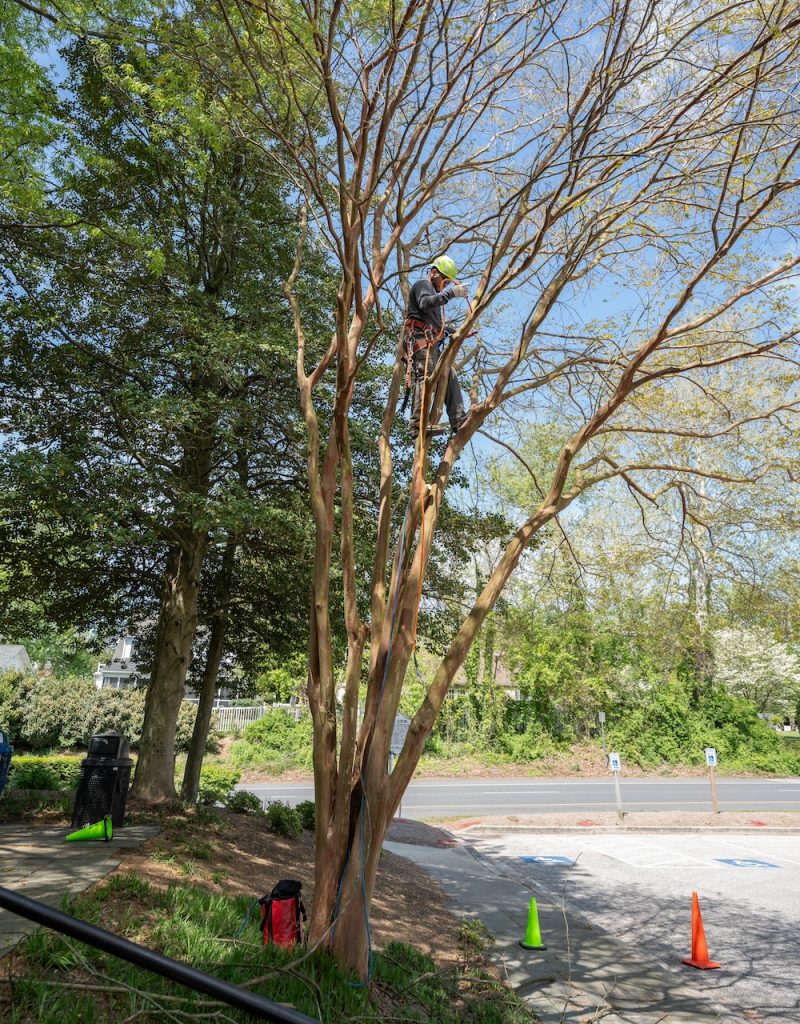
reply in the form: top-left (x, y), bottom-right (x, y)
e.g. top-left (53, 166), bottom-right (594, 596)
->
top-left (521, 855), bottom-right (574, 866)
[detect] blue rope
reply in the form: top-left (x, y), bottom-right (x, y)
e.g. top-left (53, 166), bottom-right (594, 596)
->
top-left (234, 899), bottom-right (260, 939)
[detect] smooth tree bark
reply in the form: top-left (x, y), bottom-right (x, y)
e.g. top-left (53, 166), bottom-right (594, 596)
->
top-left (205, 0), bottom-right (800, 975)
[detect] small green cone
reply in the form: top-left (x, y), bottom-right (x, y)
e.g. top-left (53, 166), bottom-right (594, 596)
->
top-left (66, 815), bottom-right (113, 842)
top-left (519, 898), bottom-right (546, 950)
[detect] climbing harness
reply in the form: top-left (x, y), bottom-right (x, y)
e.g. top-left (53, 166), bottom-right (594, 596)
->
top-left (401, 316), bottom-right (445, 406)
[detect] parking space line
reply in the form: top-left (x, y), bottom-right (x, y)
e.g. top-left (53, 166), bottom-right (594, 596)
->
top-left (559, 836), bottom-right (717, 870)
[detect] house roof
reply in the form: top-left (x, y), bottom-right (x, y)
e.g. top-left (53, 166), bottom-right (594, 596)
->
top-left (99, 661), bottom-right (139, 674)
top-left (0, 645), bottom-right (33, 673)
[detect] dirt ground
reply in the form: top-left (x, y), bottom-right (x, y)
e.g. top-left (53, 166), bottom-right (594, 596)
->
top-left (106, 806), bottom-right (465, 965)
top-left (444, 809), bottom-right (800, 830)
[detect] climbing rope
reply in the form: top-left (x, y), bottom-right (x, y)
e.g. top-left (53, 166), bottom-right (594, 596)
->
top-left (411, 341), bottom-right (433, 652)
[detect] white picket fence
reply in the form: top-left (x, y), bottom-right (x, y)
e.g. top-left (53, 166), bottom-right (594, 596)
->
top-left (212, 703), bottom-right (303, 734)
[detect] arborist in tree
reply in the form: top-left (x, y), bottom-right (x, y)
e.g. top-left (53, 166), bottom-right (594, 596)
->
top-left (403, 255), bottom-right (470, 439)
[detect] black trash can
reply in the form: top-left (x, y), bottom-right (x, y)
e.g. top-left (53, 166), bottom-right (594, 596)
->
top-left (0, 730), bottom-right (12, 799)
top-left (71, 732), bottom-right (133, 829)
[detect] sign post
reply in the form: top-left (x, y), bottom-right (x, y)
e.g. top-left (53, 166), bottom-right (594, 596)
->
top-left (705, 747), bottom-right (719, 815)
top-left (598, 711), bottom-right (606, 755)
top-left (609, 751), bottom-right (623, 822)
top-left (390, 715), bottom-right (411, 818)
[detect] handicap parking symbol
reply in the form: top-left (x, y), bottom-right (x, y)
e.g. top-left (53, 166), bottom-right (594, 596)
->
top-left (715, 858), bottom-right (779, 869)
top-left (521, 855), bottom-right (574, 866)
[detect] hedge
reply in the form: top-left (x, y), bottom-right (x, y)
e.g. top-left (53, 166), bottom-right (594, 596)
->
top-left (7, 755), bottom-right (84, 791)
top-left (0, 671), bottom-right (198, 752)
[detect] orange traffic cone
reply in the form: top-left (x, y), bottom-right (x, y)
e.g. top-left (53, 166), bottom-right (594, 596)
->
top-left (681, 892), bottom-right (720, 970)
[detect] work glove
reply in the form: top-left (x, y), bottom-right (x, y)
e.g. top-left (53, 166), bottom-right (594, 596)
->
top-left (449, 283), bottom-right (469, 299)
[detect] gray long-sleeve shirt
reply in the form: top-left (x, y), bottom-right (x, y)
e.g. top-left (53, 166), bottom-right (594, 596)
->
top-left (406, 278), bottom-right (454, 331)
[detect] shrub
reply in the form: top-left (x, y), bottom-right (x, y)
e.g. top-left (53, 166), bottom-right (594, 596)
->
top-left (608, 677), bottom-right (796, 771)
top-left (226, 790), bottom-right (263, 814)
top-left (175, 702), bottom-right (200, 753)
top-left (21, 676), bottom-right (96, 749)
top-left (197, 765), bottom-right (240, 806)
top-left (0, 672), bottom-right (199, 753)
top-left (8, 756), bottom-right (83, 791)
top-left (83, 689), bottom-right (198, 753)
top-left (82, 688), bottom-right (147, 747)
top-left (0, 671), bottom-right (27, 739)
top-left (244, 709), bottom-right (312, 753)
top-left (9, 761), bottom-right (60, 791)
top-left (457, 919), bottom-right (494, 959)
top-left (229, 709), bottom-right (312, 771)
top-left (263, 800), bottom-right (302, 839)
top-left (295, 799), bottom-right (315, 830)
top-left (502, 722), bottom-right (558, 762)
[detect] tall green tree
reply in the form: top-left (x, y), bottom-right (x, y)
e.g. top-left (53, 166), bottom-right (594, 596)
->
top-left (1, 30), bottom-right (334, 799)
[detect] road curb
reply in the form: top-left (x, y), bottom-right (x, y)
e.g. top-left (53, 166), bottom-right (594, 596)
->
top-left (460, 824), bottom-right (800, 835)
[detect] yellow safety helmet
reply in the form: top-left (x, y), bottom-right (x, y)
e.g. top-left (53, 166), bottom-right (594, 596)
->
top-left (432, 255), bottom-right (458, 280)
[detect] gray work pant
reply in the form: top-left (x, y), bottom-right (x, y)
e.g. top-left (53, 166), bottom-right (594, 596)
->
top-left (408, 342), bottom-right (466, 432)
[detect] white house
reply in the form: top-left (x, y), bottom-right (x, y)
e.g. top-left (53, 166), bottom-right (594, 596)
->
top-left (0, 645), bottom-right (33, 674)
top-left (95, 636), bottom-right (235, 705)
top-left (94, 636), bottom-right (144, 689)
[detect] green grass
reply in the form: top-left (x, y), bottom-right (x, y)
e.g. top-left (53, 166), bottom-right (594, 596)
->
top-left (7, 875), bottom-right (538, 1024)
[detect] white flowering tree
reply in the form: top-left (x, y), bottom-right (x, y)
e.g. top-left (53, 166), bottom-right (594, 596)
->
top-left (713, 627), bottom-right (799, 715)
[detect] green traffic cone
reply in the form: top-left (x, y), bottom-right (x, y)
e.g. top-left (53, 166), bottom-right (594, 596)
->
top-left (66, 815), bottom-right (113, 842)
top-left (519, 898), bottom-right (546, 950)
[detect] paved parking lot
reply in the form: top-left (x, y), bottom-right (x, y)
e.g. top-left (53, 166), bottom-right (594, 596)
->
top-left (475, 832), bottom-right (800, 1023)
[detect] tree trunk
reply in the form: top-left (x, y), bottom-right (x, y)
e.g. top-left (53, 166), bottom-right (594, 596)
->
top-left (682, 479), bottom-right (713, 682)
top-left (326, 789), bottom-right (392, 977)
top-left (131, 530), bottom-right (208, 802)
top-left (181, 535), bottom-right (237, 802)
top-left (328, 833), bottom-right (380, 975)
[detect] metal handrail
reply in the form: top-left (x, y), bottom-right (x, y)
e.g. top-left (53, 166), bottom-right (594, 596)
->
top-left (0, 885), bottom-right (318, 1024)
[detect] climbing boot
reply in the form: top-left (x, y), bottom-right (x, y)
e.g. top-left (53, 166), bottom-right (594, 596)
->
top-left (450, 415), bottom-right (467, 434)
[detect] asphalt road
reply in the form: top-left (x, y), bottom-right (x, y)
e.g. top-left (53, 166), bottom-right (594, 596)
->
top-left (481, 831), bottom-right (800, 1023)
top-left (240, 776), bottom-right (800, 816)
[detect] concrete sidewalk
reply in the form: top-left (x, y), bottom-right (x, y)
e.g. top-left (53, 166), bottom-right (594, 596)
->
top-left (384, 838), bottom-right (745, 1024)
top-left (0, 824), bottom-right (159, 958)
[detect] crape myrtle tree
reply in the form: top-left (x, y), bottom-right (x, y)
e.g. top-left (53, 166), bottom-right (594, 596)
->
top-left (188, 0), bottom-right (800, 975)
top-left (10, 0), bottom-right (800, 976)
